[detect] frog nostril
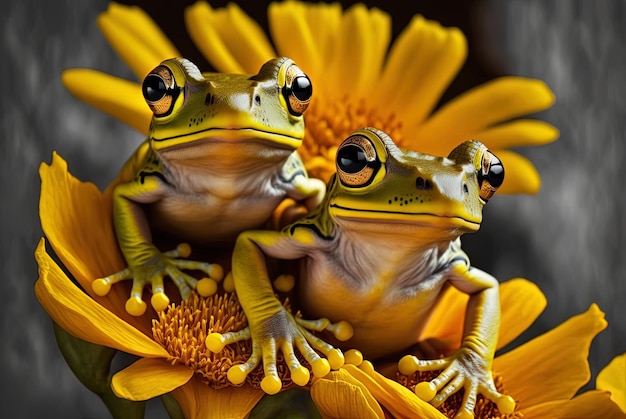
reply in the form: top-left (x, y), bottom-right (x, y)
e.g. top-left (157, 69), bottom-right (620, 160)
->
top-left (254, 94), bottom-right (261, 106)
top-left (416, 177), bottom-right (433, 190)
top-left (205, 93), bottom-right (214, 106)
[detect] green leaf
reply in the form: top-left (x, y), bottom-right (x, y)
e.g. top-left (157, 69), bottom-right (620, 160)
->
top-left (53, 322), bottom-right (146, 419)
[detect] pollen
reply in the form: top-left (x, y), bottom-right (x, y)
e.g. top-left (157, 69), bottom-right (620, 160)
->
top-left (152, 292), bottom-right (299, 390)
top-left (301, 96), bottom-right (403, 182)
top-left (397, 370), bottom-right (522, 419)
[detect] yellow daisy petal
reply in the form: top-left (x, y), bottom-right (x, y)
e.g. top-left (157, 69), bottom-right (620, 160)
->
top-left (172, 375), bottom-right (264, 419)
top-left (413, 77), bottom-right (556, 153)
top-left (184, 1), bottom-right (245, 73)
top-left (311, 369), bottom-right (385, 418)
top-left (493, 304), bottom-right (607, 407)
top-left (61, 69), bottom-right (150, 134)
top-left (185, 2), bottom-right (275, 74)
top-left (39, 153), bottom-right (153, 334)
top-left (421, 278), bottom-right (546, 352)
top-left (343, 364), bottom-right (447, 419)
top-left (475, 119), bottom-right (560, 149)
top-left (597, 352), bottom-right (626, 413)
top-left (268, 1), bottom-right (322, 82)
top-left (379, 15), bottom-right (466, 127)
top-left (523, 390), bottom-right (626, 419)
top-left (35, 240), bottom-right (168, 359)
top-left (111, 358), bottom-right (193, 401)
top-left (496, 278), bottom-right (547, 349)
top-left (496, 150), bottom-right (542, 194)
top-left (301, 2), bottom-right (343, 77)
top-left (98, 3), bottom-right (180, 79)
top-left (39, 153), bottom-right (123, 289)
top-left (331, 4), bottom-right (389, 98)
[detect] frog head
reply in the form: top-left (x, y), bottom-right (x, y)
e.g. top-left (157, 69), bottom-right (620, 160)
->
top-left (141, 57), bottom-right (312, 164)
top-left (327, 127), bottom-right (504, 240)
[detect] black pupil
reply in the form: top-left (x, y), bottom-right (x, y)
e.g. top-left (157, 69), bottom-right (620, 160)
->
top-left (338, 144), bottom-right (368, 173)
top-left (142, 75), bottom-right (167, 102)
top-left (488, 159), bottom-right (505, 187)
top-left (291, 76), bottom-right (312, 101)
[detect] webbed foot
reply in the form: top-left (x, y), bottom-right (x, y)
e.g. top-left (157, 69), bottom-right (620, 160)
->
top-left (206, 308), bottom-right (354, 394)
top-left (398, 348), bottom-right (515, 418)
top-left (92, 243), bottom-right (224, 316)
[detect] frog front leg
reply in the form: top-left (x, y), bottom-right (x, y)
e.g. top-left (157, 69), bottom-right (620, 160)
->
top-left (206, 229), bottom-right (351, 394)
top-left (92, 176), bottom-right (223, 316)
top-left (399, 263), bottom-right (515, 418)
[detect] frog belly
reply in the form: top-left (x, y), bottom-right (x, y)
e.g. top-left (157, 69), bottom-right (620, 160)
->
top-left (147, 194), bottom-right (281, 245)
top-left (298, 266), bottom-right (446, 359)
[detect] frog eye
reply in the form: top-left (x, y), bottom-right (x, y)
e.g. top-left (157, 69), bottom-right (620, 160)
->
top-left (477, 150), bottom-right (504, 202)
top-left (142, 65), bottom-right (180, 117)
top-left (336, 135), bottom-right (380, 187)
top-left (282, 64), bottom-right (312, 116)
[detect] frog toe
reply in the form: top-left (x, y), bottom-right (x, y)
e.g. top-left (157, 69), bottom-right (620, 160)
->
top-left (150, 292), bottom-right (170, 312)
top-left (205, 328), bottom-right (251, 353)
top-left (125, 296), bottom-right (147, 316)
top-left (92, 267), bottom-right (132, 296)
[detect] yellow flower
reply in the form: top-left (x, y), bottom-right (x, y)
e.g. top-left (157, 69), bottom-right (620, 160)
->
top-left (62, 1), bottom-right (558, 195)
top-left (597, 352), bottom-right (626, 413)
top-left (311, 280), bottom-right (626, 418)
top-left (35, 154), bottom-right (266, 418)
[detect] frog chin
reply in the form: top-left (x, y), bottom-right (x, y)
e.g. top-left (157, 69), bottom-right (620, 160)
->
top-left (157, 135), bottom-right (297, 168)
top-left (329, 204), bottom-right (481, 234)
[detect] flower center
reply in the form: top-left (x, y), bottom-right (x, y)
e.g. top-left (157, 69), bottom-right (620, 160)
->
top-left (301, 96), bottom-right (404, 182)
top-left (152, 292), bottom-right (297, 389)
top-left (397, 370), bottom-right (521, 419)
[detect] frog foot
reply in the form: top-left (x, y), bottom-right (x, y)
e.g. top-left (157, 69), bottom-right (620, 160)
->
top-left (92, 243), bottom-right (224, 316)
top-left (398, 349), bottom-right (516, 418)
top-left (205, 309), bottom-right (354, 395)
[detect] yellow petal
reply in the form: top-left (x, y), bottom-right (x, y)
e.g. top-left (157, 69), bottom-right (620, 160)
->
top-left (496, 150), bottom-right (541, 194)
top-left (311, 369), bottom-right (385, 418)
top-left (98, 3), bottom-right (180, 79)
top-left (496, 279), bottom-right (547, 349)
top-left (421, 278), bottom-right (546, 352)
top-left (172, 375), bottom-right (264, 419)
top-left (61, 69), bottom-right (151, 134)
top-left (413, 77), bottom-right (555, 153)
top-left (112, 358), bottom-right (193, 401)
top-left (522, 390), bottom-right (626, 419)
top-left (268, 1), bottom-right (322, 83)
top-left (330, 5), bottom-right (390, 98)
top-left (597, 352), bottom-right (626, 413)
top-left (493, 304), bottom-right (607, 407)
top-left (185, 2), bottom-right (275, 74)
top-left (184, 1), bottom-right (245, 73)
top-left (35, 240), bottom-right (168, 358)
top-left (474, 119), bottom-right (560, 149)
top-left (379, 16), bottom-right (467, 128)
top-left (303, 2), bottom-right (343, 93)
top-left (39, 153), bottom-right (153, 334)
top-left (343, 364), bottom-right (447, 419)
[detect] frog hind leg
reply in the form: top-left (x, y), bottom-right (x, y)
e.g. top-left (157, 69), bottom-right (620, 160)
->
top-left (93, 243), bottom-right (224, 316)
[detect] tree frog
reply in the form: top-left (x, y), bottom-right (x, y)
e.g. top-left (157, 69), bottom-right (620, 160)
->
top-left (211, 127), bottom-right (514, 417)
top-left (92, 57), bottom-right (325, 316)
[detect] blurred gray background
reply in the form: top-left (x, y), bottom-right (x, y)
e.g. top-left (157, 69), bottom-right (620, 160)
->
top-left (1, 0), bottom-right (624, 417)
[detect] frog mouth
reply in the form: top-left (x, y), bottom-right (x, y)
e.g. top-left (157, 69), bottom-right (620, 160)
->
top-left (151, 127), bottom-right (303, 150)
top-left (329, 204), bottom-right (481, 228)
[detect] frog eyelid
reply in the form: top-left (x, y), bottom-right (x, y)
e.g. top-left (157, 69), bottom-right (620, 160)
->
top-left (142, 65), bottom-right (181, 118)
top-left (336, 135), bottom-right (382, 188)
